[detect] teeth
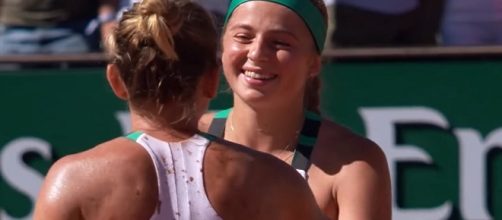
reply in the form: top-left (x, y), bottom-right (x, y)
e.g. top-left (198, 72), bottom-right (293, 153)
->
top-left (244, 71), bottom-right (274, 80)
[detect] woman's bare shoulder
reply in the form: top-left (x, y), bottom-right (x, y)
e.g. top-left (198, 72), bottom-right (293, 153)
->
top-left (313, 119), bottom-right (389, 178)
top-left (60, 137), bottom-right (152, 175)
top-left (35, 137), bottom-right (157, 219)
top-left (316, 120), bottom-right (392, 219)
top-left (45, 138), bottom-right (152, 189)
top-left (318, 119), bottom-right (385, 158)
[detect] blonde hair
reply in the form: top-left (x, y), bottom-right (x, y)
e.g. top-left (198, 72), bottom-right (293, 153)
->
top-left (106, 0), bottom-right (218, 125)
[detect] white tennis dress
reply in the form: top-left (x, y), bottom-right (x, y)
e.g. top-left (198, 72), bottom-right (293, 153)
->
top-left (127, 131), bottom-right (221, 220)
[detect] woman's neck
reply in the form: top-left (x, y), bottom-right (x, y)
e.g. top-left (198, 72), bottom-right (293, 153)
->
top-left (130, 111), bottom-right (199, 142)
top-left (226, 99), bottom-right (305, 153)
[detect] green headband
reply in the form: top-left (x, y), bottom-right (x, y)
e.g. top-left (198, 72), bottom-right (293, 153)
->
top-left (224, 0), bottom-right (326, 53)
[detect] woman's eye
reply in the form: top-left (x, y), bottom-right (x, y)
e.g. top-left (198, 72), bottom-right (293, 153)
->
top-left (273, 40), bottom-right (291, 48)
top-left (234, 34), bottom-right (252, 43)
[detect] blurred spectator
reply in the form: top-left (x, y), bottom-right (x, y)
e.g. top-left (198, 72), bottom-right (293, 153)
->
top-left (118, 0), bottom-right (228, 33)
top-left (0, 0), bottom-right (118, 54)
top-left (332, 0), bottom-right (441, 47)
top-left (117, 0), bottom-right (141, 18)
top-left (441, 0), bottom-right (502, 46)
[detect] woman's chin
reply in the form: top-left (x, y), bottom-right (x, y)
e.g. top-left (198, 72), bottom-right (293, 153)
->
top-left (235, 89), bottom-right (273, 105)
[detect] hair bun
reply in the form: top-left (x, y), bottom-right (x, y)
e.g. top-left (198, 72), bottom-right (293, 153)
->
top-left (134, 0), bottom-right (185, 60)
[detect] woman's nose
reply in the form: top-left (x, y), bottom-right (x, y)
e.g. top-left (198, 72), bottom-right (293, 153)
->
top-left (247, 38), bottom-right (270, 62)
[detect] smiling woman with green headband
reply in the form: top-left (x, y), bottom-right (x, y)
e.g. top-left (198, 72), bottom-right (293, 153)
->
top-left (199, 0), bottom-right (392, 219)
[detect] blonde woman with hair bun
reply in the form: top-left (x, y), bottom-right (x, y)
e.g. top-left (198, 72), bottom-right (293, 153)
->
top-left (33, 0), bottom-right (327, 219)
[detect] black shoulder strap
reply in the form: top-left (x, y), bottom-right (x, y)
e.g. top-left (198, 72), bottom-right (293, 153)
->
top-left (207, 108), bottom-right (231, 137)
top-left (291, 111), bottom-right (322, 172)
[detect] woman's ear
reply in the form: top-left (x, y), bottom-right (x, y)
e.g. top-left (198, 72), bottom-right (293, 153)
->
top-left (106, 64), bottom-right (128, 100)
top-left (308, 55), bottom-right (322, 78)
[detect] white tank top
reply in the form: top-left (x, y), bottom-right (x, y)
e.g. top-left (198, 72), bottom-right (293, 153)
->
top-left (126, 131), bottom-right (221, 220)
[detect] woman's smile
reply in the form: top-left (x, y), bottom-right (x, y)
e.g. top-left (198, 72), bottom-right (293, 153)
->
top-left (241, 70), bottom-right (278, 86)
